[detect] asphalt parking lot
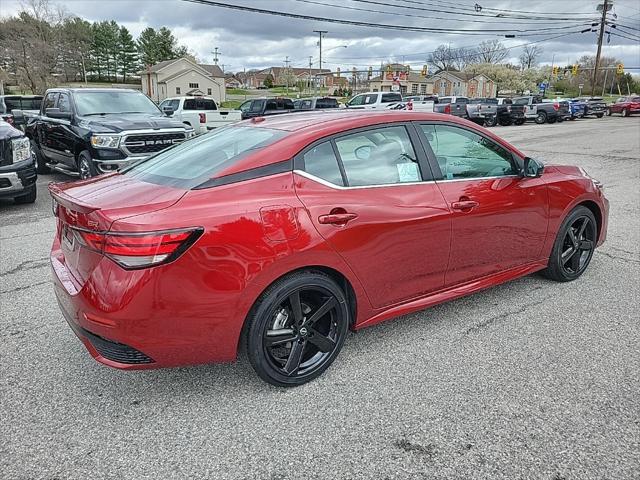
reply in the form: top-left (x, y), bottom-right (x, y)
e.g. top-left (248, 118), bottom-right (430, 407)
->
top-left (1, 117), bottom-right (639, 480)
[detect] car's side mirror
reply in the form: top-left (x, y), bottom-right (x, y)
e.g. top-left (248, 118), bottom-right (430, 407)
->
top-left (45, 108), bottom-right (72, 120)
top-left (162, 105), bottom-right (174, 116)
top-left (523, 157), bottom-right (544, 178)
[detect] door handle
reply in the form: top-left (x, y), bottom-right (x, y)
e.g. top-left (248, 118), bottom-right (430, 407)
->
top-left (318, 212), bottom-right (358, 225)
top-left (451, 200), bottom-right (479, 211)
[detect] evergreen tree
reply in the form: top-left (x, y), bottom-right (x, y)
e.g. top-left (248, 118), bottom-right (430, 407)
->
top-left (118, 26), bottom-right (138, 83)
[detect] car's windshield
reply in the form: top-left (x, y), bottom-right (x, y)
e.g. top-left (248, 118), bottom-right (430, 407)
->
top-left (74, 90), bottom-right (160, 116)
top-left (121, 126), bottom-right (288, 189)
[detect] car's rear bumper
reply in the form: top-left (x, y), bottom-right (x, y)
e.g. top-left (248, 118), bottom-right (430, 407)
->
top-left (51, 238), bottom-right (243, 369)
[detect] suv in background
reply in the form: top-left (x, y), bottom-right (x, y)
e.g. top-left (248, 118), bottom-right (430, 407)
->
top-left (24, 88), bottom-right (194, 179)
top-left (0, 119), bottom-right (37, 204)
top-left (159, 96), bottom-right (241, 133)
top-left (238, 98), bottom-right (296, 119)
top-left (345, 91), bottom-right (403, 109)
top-left (293, 97), bottom-right (339, 110)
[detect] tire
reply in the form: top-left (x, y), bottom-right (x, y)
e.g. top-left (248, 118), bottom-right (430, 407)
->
top-left (245, 270), bottom-right (350, 387)
top-left (547, 116), bottom-right (557, 124)
top-left (498, 117), bottom-right (513, 126)
top-left (77, 150), bottom-right (98, 179)
top-left (14, 187), bottom-right (37, 204)
top-left (30, 139), bottom-right (50, 174)
top-left (534, 111), bottom-right (547, 124)
top-left (484, 115), bottom-right (498, 127)
top-left (557, 116), bottom-right (564, 123)
top-left (514, 119), bottom-right (525, 126)
top-left (622, 108), bottom-right (629, 117)
top-left (543, 206), bottom-right (597, 282)
top-left (596, 113), bottom-right (604, 118)
top-left (606, 108), bottom-right (612, 116)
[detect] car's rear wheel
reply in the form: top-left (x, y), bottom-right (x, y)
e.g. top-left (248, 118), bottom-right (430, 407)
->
top-left (246, 271), bottom-right (350, 387)
top-left (484, 115), bottom-right (498, 127)
top-left (547, 116), bottom-right (557, 124)
top-left (544, 206), bottom-right (597, 282)
top-left (514, 119), bottom-right (525, 126)
top-left (535, 111), bottom-right (547, 124)
top-left (498, 117), bottom-right (512, 126)
top-left (606, 108), bottom-right (612, 116)
top-left (622, 108), bottom-right (629, 117)
top-left (596, 113), bottom-right (604, 118)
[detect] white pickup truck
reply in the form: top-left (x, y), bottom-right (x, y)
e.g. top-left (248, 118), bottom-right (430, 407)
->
top-left (159, 96), bottom-right (241, 134)
top-left (345, 91), bottom-right (403, 109)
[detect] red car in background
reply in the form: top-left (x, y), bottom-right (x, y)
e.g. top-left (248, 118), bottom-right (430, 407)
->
top-left (607, 95), bottom-right (640, 116)
top-left (49, 111), bottom-right (609, 386)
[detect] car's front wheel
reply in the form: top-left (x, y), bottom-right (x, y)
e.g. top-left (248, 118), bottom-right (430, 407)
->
top-left (77, 150), bottom-right (98, 179)
top-left (535, 111), bottom-right (547, 124)
top-left (246, 271), bottom-right (350, 387)
top-left (544, 206), bottom-right (597, 282)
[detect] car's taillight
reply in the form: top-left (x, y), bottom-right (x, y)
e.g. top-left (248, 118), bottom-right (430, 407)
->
top-left (75, 228), bottom-right (203, 269)
top-left (199, 113), bottom-right (206, 123)
top-left (444, 104), bottom-right (451, 114)
top-left (553, 102), bottom-right (560, 111)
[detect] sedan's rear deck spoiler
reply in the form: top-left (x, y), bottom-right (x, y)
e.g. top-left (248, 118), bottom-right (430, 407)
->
top-left (48, 182), bottom-right (100, 214)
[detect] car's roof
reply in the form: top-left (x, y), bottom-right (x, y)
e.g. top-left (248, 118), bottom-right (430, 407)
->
top-left (48, 88), bottom-right (140, 93)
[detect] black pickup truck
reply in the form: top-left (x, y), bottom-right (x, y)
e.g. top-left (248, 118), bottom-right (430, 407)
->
top-left (23, 88), bottom-right (194, 179)
top-left (0, 119), bottom-right (37, 204)
top-left (466, 98), bottom-right (526, 126)
top-left (238, 98), bottom-right (297, 120)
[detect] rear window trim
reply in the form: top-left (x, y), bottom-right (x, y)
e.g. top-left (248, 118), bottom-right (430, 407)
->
top-left (193, 159), bottom-right (293, 189)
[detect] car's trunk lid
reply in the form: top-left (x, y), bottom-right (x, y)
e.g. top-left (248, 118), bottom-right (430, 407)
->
top-left (49, 173), bottom-right (187, 286)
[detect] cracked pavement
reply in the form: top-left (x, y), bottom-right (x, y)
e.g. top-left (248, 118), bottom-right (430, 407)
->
top-left (1, 117), bottom-right (639, 479)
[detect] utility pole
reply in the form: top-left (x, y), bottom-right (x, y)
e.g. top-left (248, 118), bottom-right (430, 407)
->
top-left (212, 47), bottom-right (220, 66)
top-left (592, 0), bottom-right (609, 96)
top-left (308, 56), bottom-right (313, 94)
top-left (284, 56), bottom-right (290, 94)
top-left (314, 30), bottom-right (328, 91)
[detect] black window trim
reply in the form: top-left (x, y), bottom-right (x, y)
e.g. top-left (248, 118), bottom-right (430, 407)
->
top-left (293, 122), bottom-right (436, 189)
top-left (413, 120), bottom-right (524, 181)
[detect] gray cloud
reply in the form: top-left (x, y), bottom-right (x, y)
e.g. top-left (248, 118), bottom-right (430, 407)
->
top-left (2, 0), bottom-right (639, 72)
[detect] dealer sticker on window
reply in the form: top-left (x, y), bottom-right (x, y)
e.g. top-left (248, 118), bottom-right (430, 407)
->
top-left (397, 162), bottom-right (421, 182)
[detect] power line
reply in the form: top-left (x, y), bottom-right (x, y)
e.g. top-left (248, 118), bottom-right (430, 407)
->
top-left (182, 0), bottom-right (594, 35)
top-left (291, 0), bottom-right (590, 25)
top-left (393, 0), bottom-right (597, 18)
top-left (353, 0), bottom-right (597, 21)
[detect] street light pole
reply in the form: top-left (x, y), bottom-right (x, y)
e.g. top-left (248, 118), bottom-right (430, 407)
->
top-left (313, 30), bottom-right (328, 92)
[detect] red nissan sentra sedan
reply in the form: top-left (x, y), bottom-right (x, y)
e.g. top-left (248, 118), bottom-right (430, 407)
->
top-left (49, 111), bottom-right (608, 386)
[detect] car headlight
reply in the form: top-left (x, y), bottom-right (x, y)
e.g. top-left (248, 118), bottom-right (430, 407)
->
top-left (579, 167), bottom-right (604, 192)
top-left (11, 137), bottom-right (31, 164)
top-left (91, 135), bottom-right (120, 148)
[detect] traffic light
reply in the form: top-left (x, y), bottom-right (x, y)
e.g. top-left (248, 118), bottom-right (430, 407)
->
top-left (617, 63), bottom-right (624, 74)
top-left (552, 66), bottom-right (559, 76)
top-left (367, 66), bottom-right (372, 79)
top-left (336, 67), bottom-right (340, 78)
top-left (572, 64), bottom-right (578, 76)
top-left (421, 65), bottom-right (428, 77)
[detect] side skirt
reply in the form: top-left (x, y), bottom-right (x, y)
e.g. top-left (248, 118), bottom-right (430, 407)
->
top-left (355, 261), bottom-right (548, 330)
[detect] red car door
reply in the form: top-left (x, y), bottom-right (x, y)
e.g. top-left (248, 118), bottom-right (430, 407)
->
top-left (416, 123), bottom-right (548, 286)
top-left (294, 124), bottom-right (451, 309)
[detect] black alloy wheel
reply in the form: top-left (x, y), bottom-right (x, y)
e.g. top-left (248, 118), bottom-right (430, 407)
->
top-left (77, 150), bottom-right (98, 180)
top-left (544, 206), bottom-right (597, 282)
top-left (246, 271), bottom-right (349, 386)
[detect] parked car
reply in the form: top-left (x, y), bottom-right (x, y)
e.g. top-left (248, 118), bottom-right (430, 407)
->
top-left (0, 119), bottom-right (37, 204)
top-left (24, 88), bottom-right (194, 179)
top-left (433, 96), bottom-right (470, 117)
top-left (543, 99), bottom-right (572, 122)
top-left (606, 96), bottom-right (640, 117)
top-left (467, 98), bottom-right (526, 126)
top-left (576, 97), bottom-right (607, 118)
top-left (396, 95), bottom-right (438, 112)
top-left (345, 91), bottom-right (403, 109)
top-left (565, 98), bottom-right (588, 120)
top-left (49, 110), bottom-right (609, 386)
top-left (238, 97), bottom-right (296, 119)
top-left (513, 96), bottom-right (565, 124)
top-left (158, 96), bottom-right (241, 133)
top-left (0, 95), bottom-right (43, 128)
top-left (293, 97), bottom-right (339, 110)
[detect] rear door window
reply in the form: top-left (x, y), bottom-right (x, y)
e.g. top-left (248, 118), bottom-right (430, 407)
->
top-left (123, 126), bottom-right (288, 188)
top-left (3, 97), bottom-right (21, 112)
top-left (250, 100), bottom-right (265, 112)
top-left (302, 141), bottom-right (344, 186)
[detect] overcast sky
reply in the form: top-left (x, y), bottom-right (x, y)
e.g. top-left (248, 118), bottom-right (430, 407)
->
top-left (2, 0), bottom-right (639, 73)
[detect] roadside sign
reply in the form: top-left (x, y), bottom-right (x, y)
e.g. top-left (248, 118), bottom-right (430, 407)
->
top-left (579, 83), bottom-right (584, 88)
top-left (391, 84), bottom-right (400, 92)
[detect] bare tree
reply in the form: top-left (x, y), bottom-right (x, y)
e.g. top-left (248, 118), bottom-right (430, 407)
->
top-left (476, 40), bottom-right (507, 64)
top-left (427, 44), bottom-right (455, 73)
top-left (451, 47), bottom-right (478, 71)
top-left (519, 45), bottom-right (542, 70)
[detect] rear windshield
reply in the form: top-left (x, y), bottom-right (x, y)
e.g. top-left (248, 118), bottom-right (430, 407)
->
top-left (381, 93), bottom-right (402, 103)
top-left (121, 126), bottom-right (288, 189)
